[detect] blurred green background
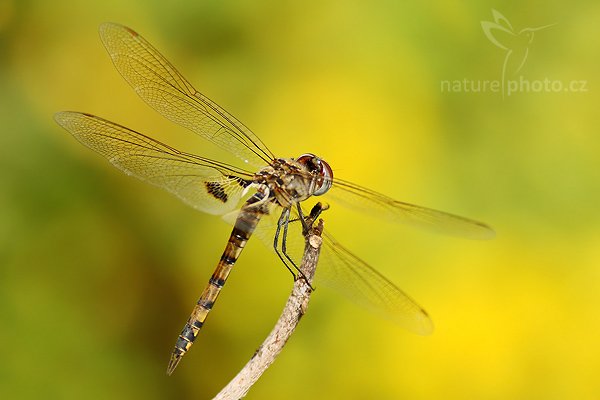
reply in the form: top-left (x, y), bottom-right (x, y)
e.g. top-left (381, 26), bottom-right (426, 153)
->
top-left (2, 1), bottom-right (599, 399)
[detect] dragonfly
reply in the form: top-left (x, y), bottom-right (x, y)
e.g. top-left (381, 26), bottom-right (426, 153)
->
top-left (54, 23), bottom-right (495, 375)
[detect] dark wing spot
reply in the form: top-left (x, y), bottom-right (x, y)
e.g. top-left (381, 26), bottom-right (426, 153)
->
top-left (205, 181), bottom-right (228, 203)
top-left (227, 175), bottom-right (252, 188)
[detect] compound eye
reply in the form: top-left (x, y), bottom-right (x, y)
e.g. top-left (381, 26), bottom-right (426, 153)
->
top-left (313, 159), bottom-right (333, 196)
top-left (296, 153), bottom-right (317, 170)
top-left (296, 153), bottom-right (333, 196)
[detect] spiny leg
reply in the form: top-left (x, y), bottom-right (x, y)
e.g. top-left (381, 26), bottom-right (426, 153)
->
top-left (279, 210), bottom-right (308, 283)
top-left (272, 207), bottom-right (313, 286)
top-left (272, 207), bottom-right (298, 279)
top-left (279, 205), bottom-right (323, 287)
top-left (276, 203), bottom-right (327, 270)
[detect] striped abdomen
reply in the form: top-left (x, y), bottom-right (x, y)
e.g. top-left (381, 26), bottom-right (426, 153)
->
top-left (166, 192), bottom-right (268, 375)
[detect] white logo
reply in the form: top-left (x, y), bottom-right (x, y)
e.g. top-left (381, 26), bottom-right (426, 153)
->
top-left (481, 9), bottom-right (555, 97)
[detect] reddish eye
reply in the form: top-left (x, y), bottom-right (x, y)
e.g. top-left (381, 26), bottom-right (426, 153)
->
top-left (296, 153), bottom-right (333, 196)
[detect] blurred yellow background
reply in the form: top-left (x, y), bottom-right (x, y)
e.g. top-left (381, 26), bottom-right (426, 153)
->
top-left (2, 1), bottom-right (599, 399)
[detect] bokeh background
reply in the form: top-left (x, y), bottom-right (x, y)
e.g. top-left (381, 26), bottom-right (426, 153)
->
top-left (2, 1), bottom-right (599, 399)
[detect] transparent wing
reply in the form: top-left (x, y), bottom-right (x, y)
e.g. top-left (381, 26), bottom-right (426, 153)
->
top-left (55, 111), bottom-right (254, 215)
top-left (98, 22), bottom-right (275, 168)
top-left (319, 232), bottom-right (433, 335)
top-left (231, 203), bottom-right (433, 335)
top-left (325, 178), bottom-right (495, 240)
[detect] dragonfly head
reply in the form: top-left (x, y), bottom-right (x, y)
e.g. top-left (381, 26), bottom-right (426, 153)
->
top-left (296, 153), bottom-right (333, 196)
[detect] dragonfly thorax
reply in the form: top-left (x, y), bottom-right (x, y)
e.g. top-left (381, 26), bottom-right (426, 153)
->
top-left (254, 155), bottom-right (333, 208)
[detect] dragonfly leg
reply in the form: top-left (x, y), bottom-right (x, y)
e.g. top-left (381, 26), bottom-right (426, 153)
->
top-left (273, 207), bottom-right (298, 279)
top-left (272, 207), bottom-right (314, 288)
top-left (279, 206), bottom-right (314, 288)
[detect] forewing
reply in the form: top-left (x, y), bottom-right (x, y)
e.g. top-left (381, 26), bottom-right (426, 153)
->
top-left (98, 22), bottom-right (275, 168)
top-left (241, 204), bottom-right (433, 335)
top-left (55, 111), bottom-right (253, 215)
top-left (326, 178), bottom-right (495, 240)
